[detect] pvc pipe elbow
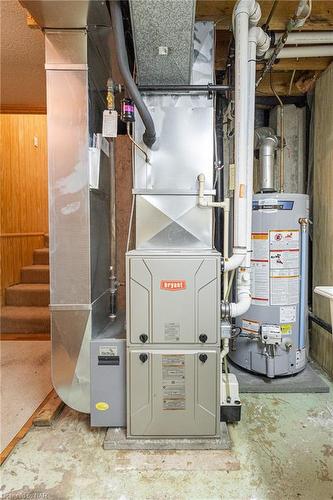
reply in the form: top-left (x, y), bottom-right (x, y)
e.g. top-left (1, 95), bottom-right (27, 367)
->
top-left (224, 252), bottom-right (246, 272)
top-left (232, 0), bottom-right (260, 31)
top-left (249, 27), bottom-right (271, 56)
top-left (229, 294), bottom-right (251, 317)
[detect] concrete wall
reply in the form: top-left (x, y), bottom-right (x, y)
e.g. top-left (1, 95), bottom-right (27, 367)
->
top-left (311, 63), bottom-right (333, 378)
top-left (269, 104), bottom-right (307, 194)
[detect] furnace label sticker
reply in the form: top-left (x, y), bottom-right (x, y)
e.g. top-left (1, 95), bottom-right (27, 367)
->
top-left (99, 345), bottom-right (117, 357)
top-left (251, 233), bottom-right (269, 305)
top-left (164, 322), bottom-right (180, 342)
top-left (162, 355), bottom-right (185, 410)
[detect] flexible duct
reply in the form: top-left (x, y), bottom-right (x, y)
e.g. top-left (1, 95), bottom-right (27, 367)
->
top-left (110, 1), bottom-right (156, 148)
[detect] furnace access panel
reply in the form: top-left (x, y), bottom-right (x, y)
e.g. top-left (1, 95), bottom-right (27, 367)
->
top-left (126, 251), bottom-right (221, 438)
top-left (126, 252), bottom-right (221, 345)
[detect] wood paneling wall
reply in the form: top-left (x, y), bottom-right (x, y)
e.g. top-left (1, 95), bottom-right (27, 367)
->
top-left (312, 63), bottom-right (333, 379)
top-left (115, 136), bottom-right (133, 311)
top-left (0, 114), bottom-right (48, 304)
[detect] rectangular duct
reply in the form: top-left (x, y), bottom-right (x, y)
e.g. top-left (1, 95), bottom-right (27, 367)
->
top-left (129, 0), bottom-right (196, 85)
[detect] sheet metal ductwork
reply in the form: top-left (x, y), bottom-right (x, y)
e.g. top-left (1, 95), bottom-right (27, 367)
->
top-left (129, 0), bottom-right (196, 85)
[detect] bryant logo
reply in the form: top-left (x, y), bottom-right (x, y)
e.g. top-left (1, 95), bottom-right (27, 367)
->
top-left (160, 280), bottom-right (186, 291)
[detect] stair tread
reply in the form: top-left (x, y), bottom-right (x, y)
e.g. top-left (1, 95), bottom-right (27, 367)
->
top-left (21, 265), bottom-right (49, 271)
top-left (1, 306), bottom-right (50, 316)
top-left (7, 283), bottom-right (50, 291)
top-left (1, 306), bottom-right (50, 333)
top-left (34, 248), bottom-right (49, 253)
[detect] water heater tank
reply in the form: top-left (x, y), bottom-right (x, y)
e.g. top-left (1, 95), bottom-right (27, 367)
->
top-left (229, 193), bottom-right (309, 377)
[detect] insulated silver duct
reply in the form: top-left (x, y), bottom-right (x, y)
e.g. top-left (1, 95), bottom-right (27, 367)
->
top-left (254, 127), bottom-right (279, 192)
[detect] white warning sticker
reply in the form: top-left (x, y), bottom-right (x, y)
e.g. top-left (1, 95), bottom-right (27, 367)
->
top-left (269, 230), bottom-right (299, 249)
top-left (102, 110), bottom-right (118, 138)
top-left (280, 305), bottom-right (297, 323)
top-left (242, 319), bottom-right (260, 335)
top-left (251, 233), bottom-right (269, 306)
top-left (270, 270), bottom-right (299, 305)
top-left (269, 230), bottom-right (300, 306)
top-left (99, 345), bottom-right (117, 356)
top-left (164, 322), bottom-right (180, 341)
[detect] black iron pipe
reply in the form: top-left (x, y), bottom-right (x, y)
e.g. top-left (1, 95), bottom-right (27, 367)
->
top-left (309, 311), bottom-right (332, 334)
top-left (138, 84), bottom-right (230, 93)
top-left (110, 1), bottom-right (156, 148)
top-left (214, 94), bottom-right (225, 255)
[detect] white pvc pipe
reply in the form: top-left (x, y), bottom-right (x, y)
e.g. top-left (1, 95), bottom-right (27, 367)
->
top-left (227, 21), bottom-right (270, 317)
top-left (274, 31), bottom-right (333, 45)
top-left (197, 173), bottom-right (228, 208)
top-left (265, 45), bottom-right (333, 59)
top-left (245, 27), bottom-right (270, 269)
top-left (226, 0), bottom-right (259, 273)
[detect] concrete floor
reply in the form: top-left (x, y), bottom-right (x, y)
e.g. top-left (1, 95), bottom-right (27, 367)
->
top-left (1, 341), bottom-right (51, 451)
top-left (1, 379), bottom-right (332, 499)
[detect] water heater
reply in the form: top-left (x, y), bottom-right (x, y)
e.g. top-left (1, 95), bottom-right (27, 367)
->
top-left (229, 193), bottom-right (309, 377)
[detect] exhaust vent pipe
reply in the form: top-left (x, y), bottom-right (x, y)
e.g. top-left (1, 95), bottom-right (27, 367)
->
top-left (254, 127), bottom-right (279, 192)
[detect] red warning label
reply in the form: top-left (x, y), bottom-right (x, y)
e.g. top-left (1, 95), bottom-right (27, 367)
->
top-left (160, 280), bottom-right (186, 291)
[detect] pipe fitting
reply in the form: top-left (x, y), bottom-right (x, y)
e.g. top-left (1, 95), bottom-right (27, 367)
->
top-left (249, 27), bottom-right (271, 57)
top-left (254, 127), bottom-right (279, 192)
top-left (224, 252), bottom-right (246, 272)
top-left (221, 301), bottom-right (231, 319)
top-left (233, 0), bottom-right (260, 29)
top-left (229, 269), bottom-right (252, 317)
top-left (197, 174), bottom-right (229, 209)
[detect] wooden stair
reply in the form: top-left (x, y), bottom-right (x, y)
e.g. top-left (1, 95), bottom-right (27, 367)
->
top-left (1, 235), bottom-right (50, 334)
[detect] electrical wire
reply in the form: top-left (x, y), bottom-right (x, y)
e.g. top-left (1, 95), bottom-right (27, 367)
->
top-left (225, 268), bottom-right (236, 300)
top-left (126, 195), bottom-right (135, 253)
top-left (127, 122), bottom-right (150, 163)
top-left (262, 0), bottom-right (279, 30)
top-left (288, 69), bottom-right (296, 96)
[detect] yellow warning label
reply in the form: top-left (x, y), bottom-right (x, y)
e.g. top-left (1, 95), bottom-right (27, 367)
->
top-left (95, 402), bottom-right (109, 411)
top-left (281, 324), bottom-right (292, 335)
top-left (252, 233), bottom-right (268, 240)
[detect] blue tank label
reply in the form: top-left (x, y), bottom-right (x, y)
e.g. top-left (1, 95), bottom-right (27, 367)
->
top-left (253, 200), bottom-right (294, 210)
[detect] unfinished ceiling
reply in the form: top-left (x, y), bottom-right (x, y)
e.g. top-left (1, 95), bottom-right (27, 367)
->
top-left (1, 0), bottom-right (333, 112)
top-left (197, 0), bottom-right (333, 96)
top-left (0, 1), bottom-right (46, 112)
